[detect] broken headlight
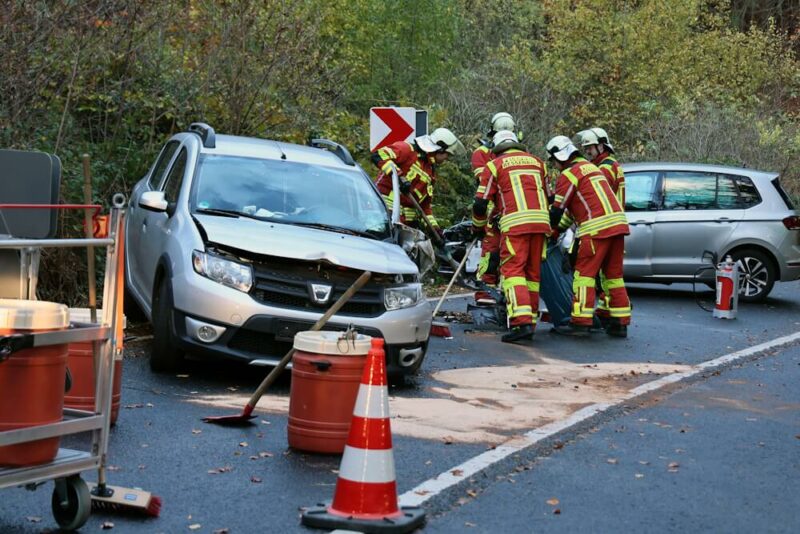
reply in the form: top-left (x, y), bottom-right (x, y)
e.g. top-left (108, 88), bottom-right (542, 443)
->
top-left (384, 283), bottom-right (422, 310)
top-left (192, 250), bottom-right (253, 293)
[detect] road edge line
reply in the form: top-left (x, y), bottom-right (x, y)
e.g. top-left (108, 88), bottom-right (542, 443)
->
top-left (398, 329), bottom-right (800, 508)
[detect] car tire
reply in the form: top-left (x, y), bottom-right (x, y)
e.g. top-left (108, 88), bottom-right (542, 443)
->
top-left (150, 278), bottom-right (185, 372)
top-left (730, 248), bottom-right (775, 303)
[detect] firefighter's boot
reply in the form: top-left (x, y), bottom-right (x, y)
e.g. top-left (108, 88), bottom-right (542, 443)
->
top-left (551, 323), bottom-right (590, 337)
top-left (605, 318), bottom-right (627, 338)
top-left (502, 324), bottom-right (534, 344)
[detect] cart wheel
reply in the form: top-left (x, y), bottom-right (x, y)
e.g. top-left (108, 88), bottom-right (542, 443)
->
top-left (51, 475), bottom-right (91, 531)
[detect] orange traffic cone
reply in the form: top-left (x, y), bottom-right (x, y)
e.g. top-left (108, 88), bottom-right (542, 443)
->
top-left (301, 337), bottom-right (425, 533)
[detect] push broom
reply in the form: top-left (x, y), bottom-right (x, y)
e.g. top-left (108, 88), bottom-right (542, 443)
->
top-left (203, 270), bottom-right (372, 426)
top-left (81, 155), bottom-right (162, 517)
top-left (430, 238), bottom-right (478, 338)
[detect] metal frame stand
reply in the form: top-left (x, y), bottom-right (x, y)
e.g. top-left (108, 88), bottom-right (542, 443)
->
top-left (0, 197), bottom-right (126, 530)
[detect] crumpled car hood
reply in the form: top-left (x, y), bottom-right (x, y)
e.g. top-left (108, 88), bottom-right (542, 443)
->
top-left (194, 214), bottom-right (418, 275)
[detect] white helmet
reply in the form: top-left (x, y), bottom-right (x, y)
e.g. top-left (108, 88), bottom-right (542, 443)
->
top-left (546, 135), bottom-right (578, 162)
top-left (492, 130), bottom-right (518, 150)
top-left (590, 127), bottom-right (614, 151)
top-left (490, 112), bottom-right (515, 133)
top-left (417, 127), bottom-right (464, 155)
top-left (577, 129), bottom-right (600, 147)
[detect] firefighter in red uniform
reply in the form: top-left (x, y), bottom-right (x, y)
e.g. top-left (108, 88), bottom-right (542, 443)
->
top-left (546, 135), bottom-right (631, 337)
top-left (577, 127), bottom-right (626, 325)
top-left (472, 130), bottom-right (551, 344)
top-left (471, 112), bottom-right (518, 304)
top-left (372, 128), bottom-right (463, 235)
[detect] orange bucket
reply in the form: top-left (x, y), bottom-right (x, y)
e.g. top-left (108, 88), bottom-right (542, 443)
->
top-left (64, 308), bottom-right (124, 424)
top-left (288, 331), bottom-right (372, 454)
top-left (0, 299), bottom-right (70, 466)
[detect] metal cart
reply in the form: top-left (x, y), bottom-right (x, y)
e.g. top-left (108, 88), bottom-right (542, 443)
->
top-left (0, 195), bottom-right (126, 530)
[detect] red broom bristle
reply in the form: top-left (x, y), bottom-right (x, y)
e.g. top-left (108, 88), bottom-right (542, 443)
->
top-left (146, 495), bottom-right (162, 517)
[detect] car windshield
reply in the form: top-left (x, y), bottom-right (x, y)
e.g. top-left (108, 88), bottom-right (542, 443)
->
top-left (190, 154), bottom-right (390, 238)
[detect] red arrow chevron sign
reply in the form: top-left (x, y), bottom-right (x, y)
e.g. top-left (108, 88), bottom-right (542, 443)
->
top-left (369, 107), bottom-right (417, 151)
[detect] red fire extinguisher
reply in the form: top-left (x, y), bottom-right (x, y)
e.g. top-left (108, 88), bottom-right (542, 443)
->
top-left (713, 256), bottom-right (739, 319)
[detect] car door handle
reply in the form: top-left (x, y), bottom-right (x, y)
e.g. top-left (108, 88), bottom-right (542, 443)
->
top-left (715, 217), bottom-right (732, 223)
top-left (632, 220), bottom-right (652, 225)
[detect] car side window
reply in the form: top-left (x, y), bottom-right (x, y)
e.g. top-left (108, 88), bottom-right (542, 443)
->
top-left (733, 175), bottom-right (761, 207)
top-left (147, 141), bottom-right (180, 189)
top-left (624, 172), bottom-right (660, 211)
top-left (716, 175), bottom-right (741, 209)
top-left (663, 172), bottom-right (716, 210)
top-left (162, 148), bottom-right (188, 203)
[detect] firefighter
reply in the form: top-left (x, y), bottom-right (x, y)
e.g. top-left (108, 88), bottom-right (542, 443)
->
top-left (471, 112), bottom-right (517, 304)
top-left (546, 135), bottom-right (631, 337)
top-left (372, 128), bottom-right (464, 236)
top-left (472, 130), bottom-right (551, 344)
top-left (577, 128), bottom-right (626, 325)
top-left (577, 128), bottom-right (624, 208)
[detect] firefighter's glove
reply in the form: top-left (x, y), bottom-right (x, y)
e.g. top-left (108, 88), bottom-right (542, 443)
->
top-left (471, 224), bottom-right (485, 240)
top-left (549, 229), bottom-right (560, 243)
top-left (549, 206), bottom-right (565, 230)
top-left (399, 179), bottom-right (412, 195)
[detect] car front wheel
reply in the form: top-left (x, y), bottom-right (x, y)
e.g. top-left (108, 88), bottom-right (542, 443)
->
top-left (730, 249), bottom-right (775, 303)
top-left (150, 278), bottom-right (185, 372)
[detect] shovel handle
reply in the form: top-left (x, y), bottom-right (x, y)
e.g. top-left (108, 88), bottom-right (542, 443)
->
top-left (432, 238), bottom-right (478, 318)
top-left (244, 270), bottom-right (372, 410)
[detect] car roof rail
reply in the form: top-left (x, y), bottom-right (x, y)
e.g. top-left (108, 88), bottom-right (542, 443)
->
top-left (188, 122), bottom-right (216, 148)
top-left (308, 138), bottom-right (355, 166)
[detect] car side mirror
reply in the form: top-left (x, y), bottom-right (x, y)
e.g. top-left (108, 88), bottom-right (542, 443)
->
top-left (139, 190), bottom-right (168, 213)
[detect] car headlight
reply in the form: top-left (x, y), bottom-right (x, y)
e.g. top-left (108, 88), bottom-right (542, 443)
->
top-left (384, 283), bottom-right (422, 311)
top-left (192, 250), bottom-right (253, 293)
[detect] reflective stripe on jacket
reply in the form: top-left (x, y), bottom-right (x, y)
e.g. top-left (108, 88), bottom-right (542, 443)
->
top-left (473, 148), bottom-right (551, 235)
top-left (593, 152), bottom-right (625, 210)
top-left (553, 157), bottom-right (629, 239)
top-left (373, 141), bottom-right (439, 227)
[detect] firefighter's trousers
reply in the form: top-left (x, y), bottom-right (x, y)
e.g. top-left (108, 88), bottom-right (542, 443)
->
top-left (571, 235), bottom-right (631, 326)
top-left (477, 222), bottom-right (501, 286)
top-left (500, 233), bottom-right (546, 327)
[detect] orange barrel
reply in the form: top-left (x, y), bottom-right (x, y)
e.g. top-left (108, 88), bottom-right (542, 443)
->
top-left (64, 308), bottom-right (125, 424)
top-left (288, 331), bottom-right (372, 454)
top-left (0, 299), bottom-right (70, 466)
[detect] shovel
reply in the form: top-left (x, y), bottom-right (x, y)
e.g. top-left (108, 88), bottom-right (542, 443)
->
top-left (203, 270), bottom-right (372, 426)
top-left (430, 238), bottom-right (478, 338)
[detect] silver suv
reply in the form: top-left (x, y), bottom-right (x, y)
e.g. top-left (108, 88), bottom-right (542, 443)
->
top-left (623, 162), bottom-right (800, 301)
top-left (125, 123), bottom-right (431, 377)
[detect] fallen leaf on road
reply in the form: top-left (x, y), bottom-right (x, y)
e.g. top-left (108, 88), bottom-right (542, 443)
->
top-left (239, 441), bottom-right (248, 447)
top-left (260, 420), bottom-right (271, 425)
top-left (465, 522), bottom-right (476, 527)
top-left (466, 489), bottom-right (478, 497)
top-left (213, 530), bottom-right (230, 534)
top-left (638, 460), bottom-right (650, 465)
top-left (123, 403), bottom-right (143, 409)
top-left (189, 524), bottom-right (202, 531)
top-left (553, 508), bottom-right (561, 515)
top-left (249, 455), bottom-right (258, 460)
top-left (547, 498), bottom-right (559, 506)
top-left (553, 442), bottom-right (564, 450)
top-left (745, 417), bottom-right (758, 422)
top-left (250, 476), bottom-right (262, 483)
top-left (443, 436), bottom-right (454, 445)
top-left (226, 387), bottom-right (238, 392)
top-left (258, 451), bottom-right (273, 458)
top-left (606, 458), bottom-right (618, 465)
top-left (146, 403), bottom-right (154, 407)
top-left (101, 521), bottom-right (115, 529)
top-left (25, 517), bottom-right (41, 523)
top-left (107, 465), bottom-right (121, 471)
top-left (635, 473), bottom-right (645, 479)
top-left (451, 469), bottom-right (464, 477)
top-left (208, 465), bottom-right (233, 474)
top-left (176, 374), bottom-right (189, 378)
top-left (138, 464), bottom-right (146, 470)
top-left (415, 490), bottom-right (430, 496)
top-left (668, 462), bottom-right (680, 472)
top-left (191, 429), bottom-right (202, 435)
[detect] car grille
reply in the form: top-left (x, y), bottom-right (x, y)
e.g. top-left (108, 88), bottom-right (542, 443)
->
top-left (250, 264), bottom-right (385, 317)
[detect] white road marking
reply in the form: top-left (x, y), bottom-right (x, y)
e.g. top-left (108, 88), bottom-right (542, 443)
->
top-left (399, 329), bottom-right (800, 508)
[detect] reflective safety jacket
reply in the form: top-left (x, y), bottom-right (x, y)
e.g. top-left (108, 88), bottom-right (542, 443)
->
top-left (473, 148), bottom-right (551, 236)
top-left (553, 157), bottom-right (629, 239)
top-left (372, 141), bottom-right (438, 227)
top-left (592, 151), bottom-right (625, 209)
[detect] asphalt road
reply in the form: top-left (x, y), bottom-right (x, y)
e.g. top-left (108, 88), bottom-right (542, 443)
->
top-left (1, 279), bottom-right (799, 533)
